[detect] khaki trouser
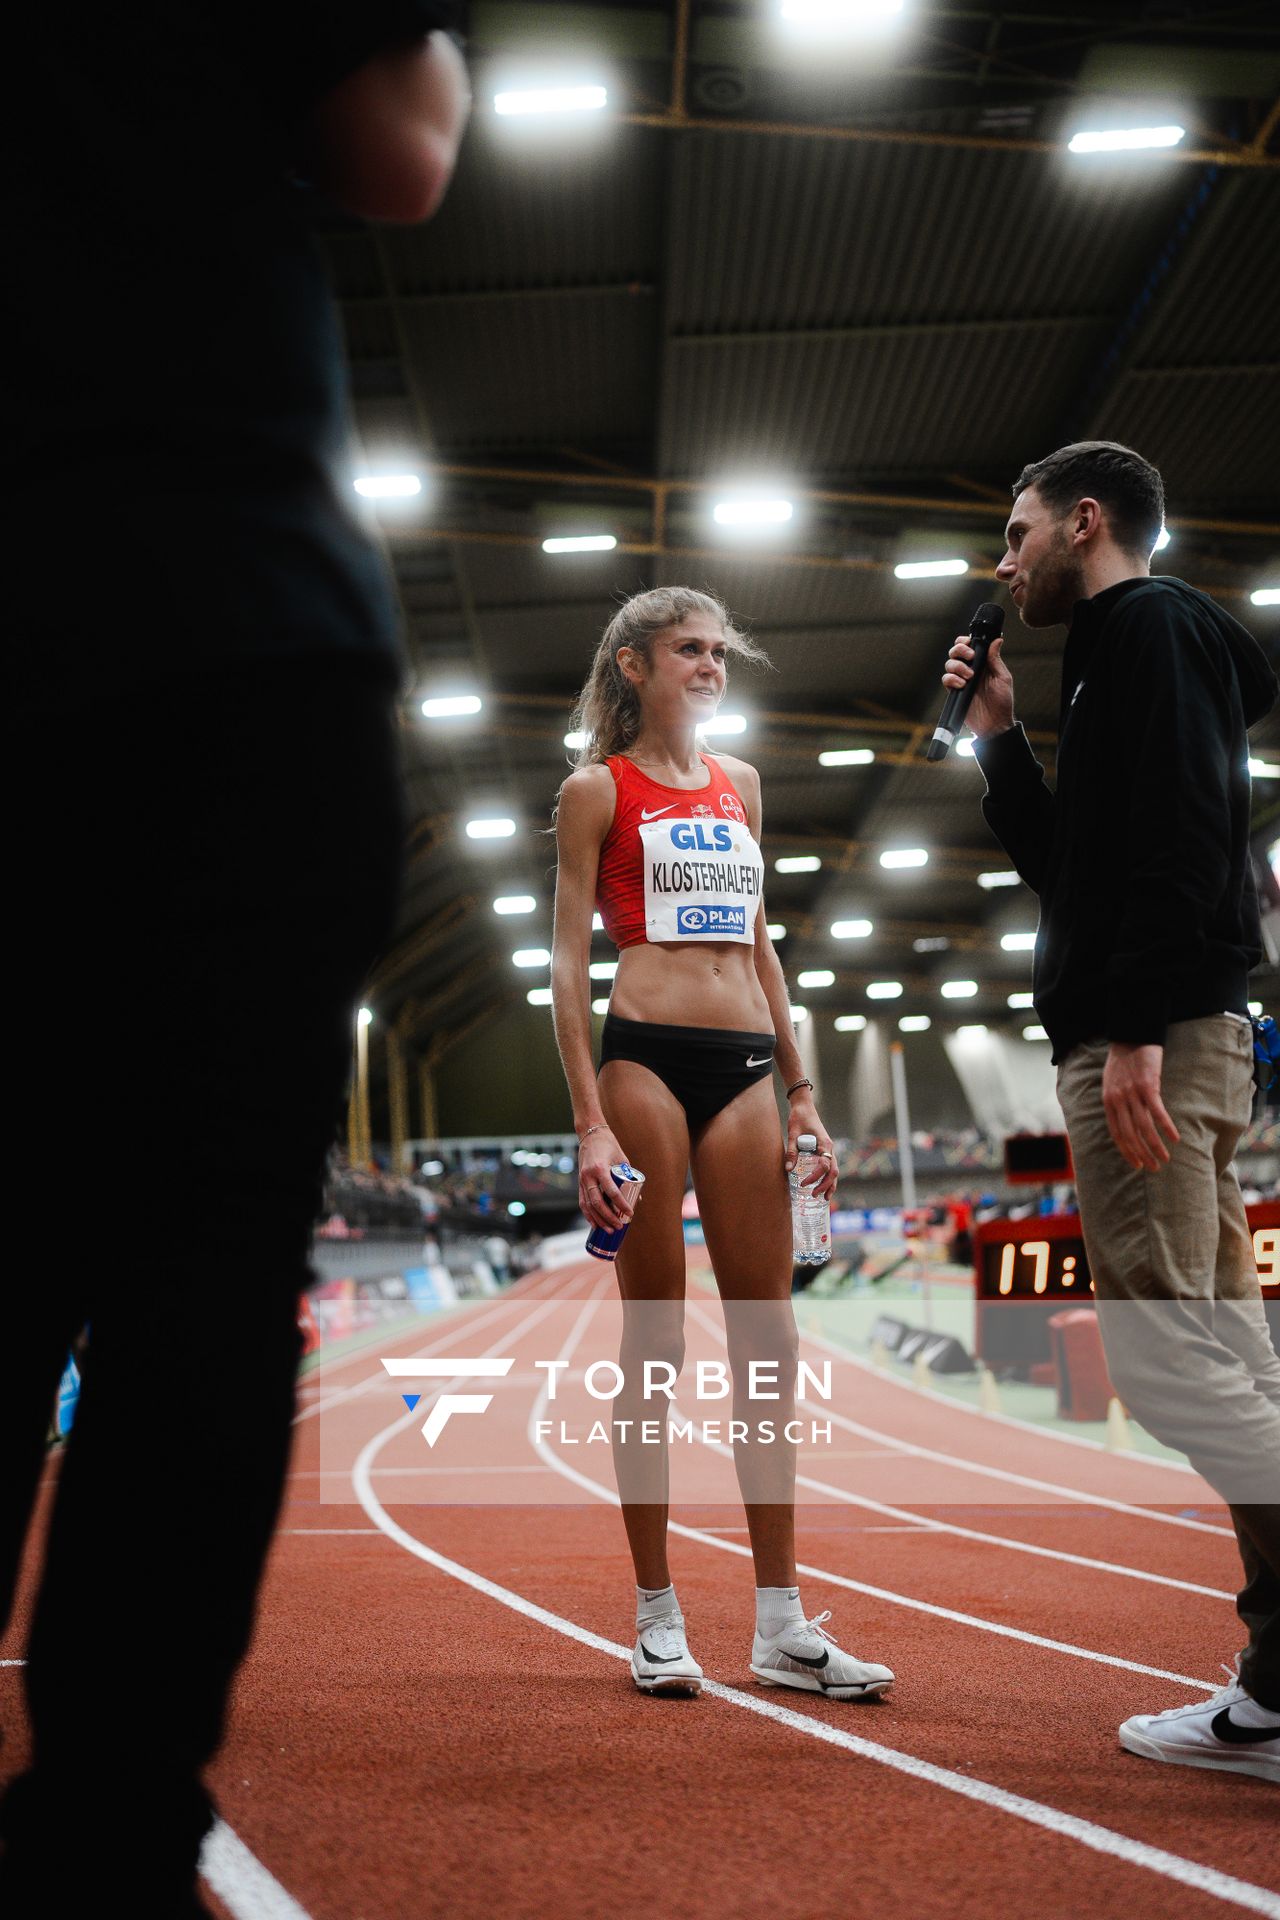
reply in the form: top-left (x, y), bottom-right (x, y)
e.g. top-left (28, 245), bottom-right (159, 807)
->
top-left (1057, 1014), bottom-right (1280, 1707)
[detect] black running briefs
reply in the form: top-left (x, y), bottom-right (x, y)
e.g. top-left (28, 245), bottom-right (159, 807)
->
top-left (598, 1014), bottom-right (776, 1131)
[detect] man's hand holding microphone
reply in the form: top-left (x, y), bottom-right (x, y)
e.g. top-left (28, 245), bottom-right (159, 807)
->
top-left (936, 612), bottom-right (1017, 747)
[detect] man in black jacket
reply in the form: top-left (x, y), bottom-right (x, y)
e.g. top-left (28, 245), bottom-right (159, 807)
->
top-left (944, 440), bottom-right (1280, 1781)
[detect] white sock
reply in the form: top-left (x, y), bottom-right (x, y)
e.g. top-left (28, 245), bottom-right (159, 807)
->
top-left (636, 1583), bottom-right (678, 1628)
top-left (756, 1585), bottom-right (804, 1638)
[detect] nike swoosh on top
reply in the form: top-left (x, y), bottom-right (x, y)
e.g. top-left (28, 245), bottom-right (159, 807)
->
top-left (640, 805), bottom-right (677, 820)
top-left (639, 1640), bottom-right (684, 1664)
top-left (1210, 1708), bottom-right (1280, 1746)
top-left (745, 1054), bottom-right (773, 1068)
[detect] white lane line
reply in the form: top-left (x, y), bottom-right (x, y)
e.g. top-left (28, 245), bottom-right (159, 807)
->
top-left (797, 1312), bottom-right (1198, 1470)
top-left (784, 1317), bottom-right (1232, 1536)
top-left (680, 1301), bottom-right (1234, 1599)
top-left (292, 1270), bottom-right (572, 1425)
top-left (280, 1528), bottom-right (383, 1535)
top-left (200, 1821), bottom-right (316, 1920)
top-left (349, 1390), bottom-right (1280, 1917)
top-left (292, 1464), bottom-right (556, 1478)
top-left (199, 1281), bottom-right (582, 1920)
top-left (530, 1349), bottom-right (1219, 1695)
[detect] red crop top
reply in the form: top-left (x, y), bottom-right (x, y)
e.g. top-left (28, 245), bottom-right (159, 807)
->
top-left (595, 754), bottom-right (765, 950)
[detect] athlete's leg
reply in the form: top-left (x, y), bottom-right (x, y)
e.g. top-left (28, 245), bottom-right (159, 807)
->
top-left (690, 1078), bottom-right (797, 1587)
top-left (597, 1060), bottom-right (691, 1589)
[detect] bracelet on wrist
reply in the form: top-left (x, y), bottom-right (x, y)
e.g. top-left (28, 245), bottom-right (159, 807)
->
top-left (577, 1123), bottom-right (605, 1144)
top-left (785, 1078), bottom-right (814, 1099)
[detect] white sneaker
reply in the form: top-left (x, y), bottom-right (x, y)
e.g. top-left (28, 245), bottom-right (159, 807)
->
top-left (1119, 1670), bottom-right (1279, 1783)
top-left (751, 1610), bottom-right (894, 1701)
top-left (631, 1612), bottom-right (703, 1697)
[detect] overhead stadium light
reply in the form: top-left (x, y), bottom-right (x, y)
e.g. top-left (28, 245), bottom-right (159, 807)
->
top-left (526, 987), bottom-right (554, 1006)
top-left (494, 84), bottom-right (608, 117)
top-left (978, 870), bottom-right (1021, 890)
top-left (466, 816), bottom-right (516, 840)
top-left (1007, 991), bottom-right (1035, 1009)
top-left (819, 748), bottom-right (875, 767)
top-left (767, 923), bottom-right (786, 939)
top-left (894, 559), bottom-right (969, 580)
top-left (1249, 759), bottom-right (1280, 780)
top-left (956, 1024), bottom-right (988, 1038)
top-left (779, 0), bottom-right (904, 32)
top-left (798, 970), bottom-right (835, 988)
top-left (542, 534), bottom-right (617, 554)
top-left (1001, 932), bottom-right (1036, 951)
top-left (589, 961), bottom-right (618, 980)
top-left (357, 1007), bottom-right (373, 1029)
top-left (712, 496), bottom-right (794, 529)
top-left (564, 730), bottom-right (589, 751)
top-left (835, 1015), bottom-right (867, 1032)
top-left (1068, 124), bottom-right (1186, 154)
top-left (1252, 588), bottom-right (1280, 608)
top-left (512, 949), bottom-right (551, 969)
top-left (831, 919), bottom-right (873, 940)
top-left (493, 895), bottom-right (536, 915)
top-left (899, 1015), bottom-right (931, 1032)
top-left (790, 1005), bottom-right (810, 1023)
top-left (1153, 526), bottom-right (1171, 552)
top-left (940, 981), bottom-right (978, 999)
top-left (422, 694), bottom-right (482, 718)
top-left (354, 474), bottom-right (422, 500)
top-left (880, 848), bottom-right (928, 869)
top-left (697, 713), bottom-right (748, 737)
top-left (776, 855), bottom-right (821, 873)
top-left (866, 981), bottom-right (903, 1000)
top-left (955, 737), bottom-right (977, 757)
top-left (591, 998), bottom-right (611, 1015)
top-left (1023, 1024), bottom-right (1050, 1042)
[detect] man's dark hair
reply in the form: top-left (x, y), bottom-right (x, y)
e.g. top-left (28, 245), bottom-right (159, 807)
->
top-left (1011, 441), bottom-right (1165, 554)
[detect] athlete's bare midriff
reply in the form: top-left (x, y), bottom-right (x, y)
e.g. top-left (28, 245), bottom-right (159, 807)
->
top-left (609, 940), bottom-right (773, 1032)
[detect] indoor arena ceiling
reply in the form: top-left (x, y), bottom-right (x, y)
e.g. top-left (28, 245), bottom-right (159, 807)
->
top-left (327, 0), bottom-right (1280, 1083)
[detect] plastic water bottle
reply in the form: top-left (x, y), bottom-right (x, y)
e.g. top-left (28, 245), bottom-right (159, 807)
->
top-left (790, 1133), bottom-right (831, 1265)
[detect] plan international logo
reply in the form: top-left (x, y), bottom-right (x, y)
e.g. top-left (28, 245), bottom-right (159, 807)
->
top-left (677, 903), bottom-right (746, 937)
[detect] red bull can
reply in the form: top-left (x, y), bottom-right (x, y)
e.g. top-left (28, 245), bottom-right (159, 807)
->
top-left (585, 1162), bottom-right (646, 1261)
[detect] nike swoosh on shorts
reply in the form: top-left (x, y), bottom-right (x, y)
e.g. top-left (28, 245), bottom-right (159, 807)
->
top-left (746, 1054), bottom-right (773, 1068)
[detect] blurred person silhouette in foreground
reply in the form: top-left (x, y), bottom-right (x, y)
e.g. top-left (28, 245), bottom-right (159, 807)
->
top-left (3, 9), bottom-right (469, 1911)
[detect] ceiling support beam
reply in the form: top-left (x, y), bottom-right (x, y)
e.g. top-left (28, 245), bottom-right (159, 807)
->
top-left (422, 462), bottom-right (1279, 542)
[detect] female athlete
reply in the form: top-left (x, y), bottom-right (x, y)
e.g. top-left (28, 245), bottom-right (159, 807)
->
top-left (550, 586), bottom-right (894, 1703)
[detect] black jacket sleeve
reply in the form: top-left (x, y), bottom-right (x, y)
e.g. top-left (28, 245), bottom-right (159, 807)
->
top-left (973, 724), bottom-right (1056, 894)
top-left (1102, 602), bottom-right (1237, 1045)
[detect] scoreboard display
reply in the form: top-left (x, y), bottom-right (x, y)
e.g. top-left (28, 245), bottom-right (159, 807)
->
top-left (973, 1202), bottom-right (1280, 1371)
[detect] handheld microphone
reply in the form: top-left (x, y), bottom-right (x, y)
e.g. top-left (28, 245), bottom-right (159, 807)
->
top-left (923, 602), bottom-right (1005, 762)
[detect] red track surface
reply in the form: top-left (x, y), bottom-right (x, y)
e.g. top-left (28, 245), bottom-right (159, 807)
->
top-left (3, 1260), bottom-right (1276, 1920)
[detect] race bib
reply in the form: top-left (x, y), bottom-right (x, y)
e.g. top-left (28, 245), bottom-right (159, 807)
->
top-left (639, 815), bottom-right (764, 944)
